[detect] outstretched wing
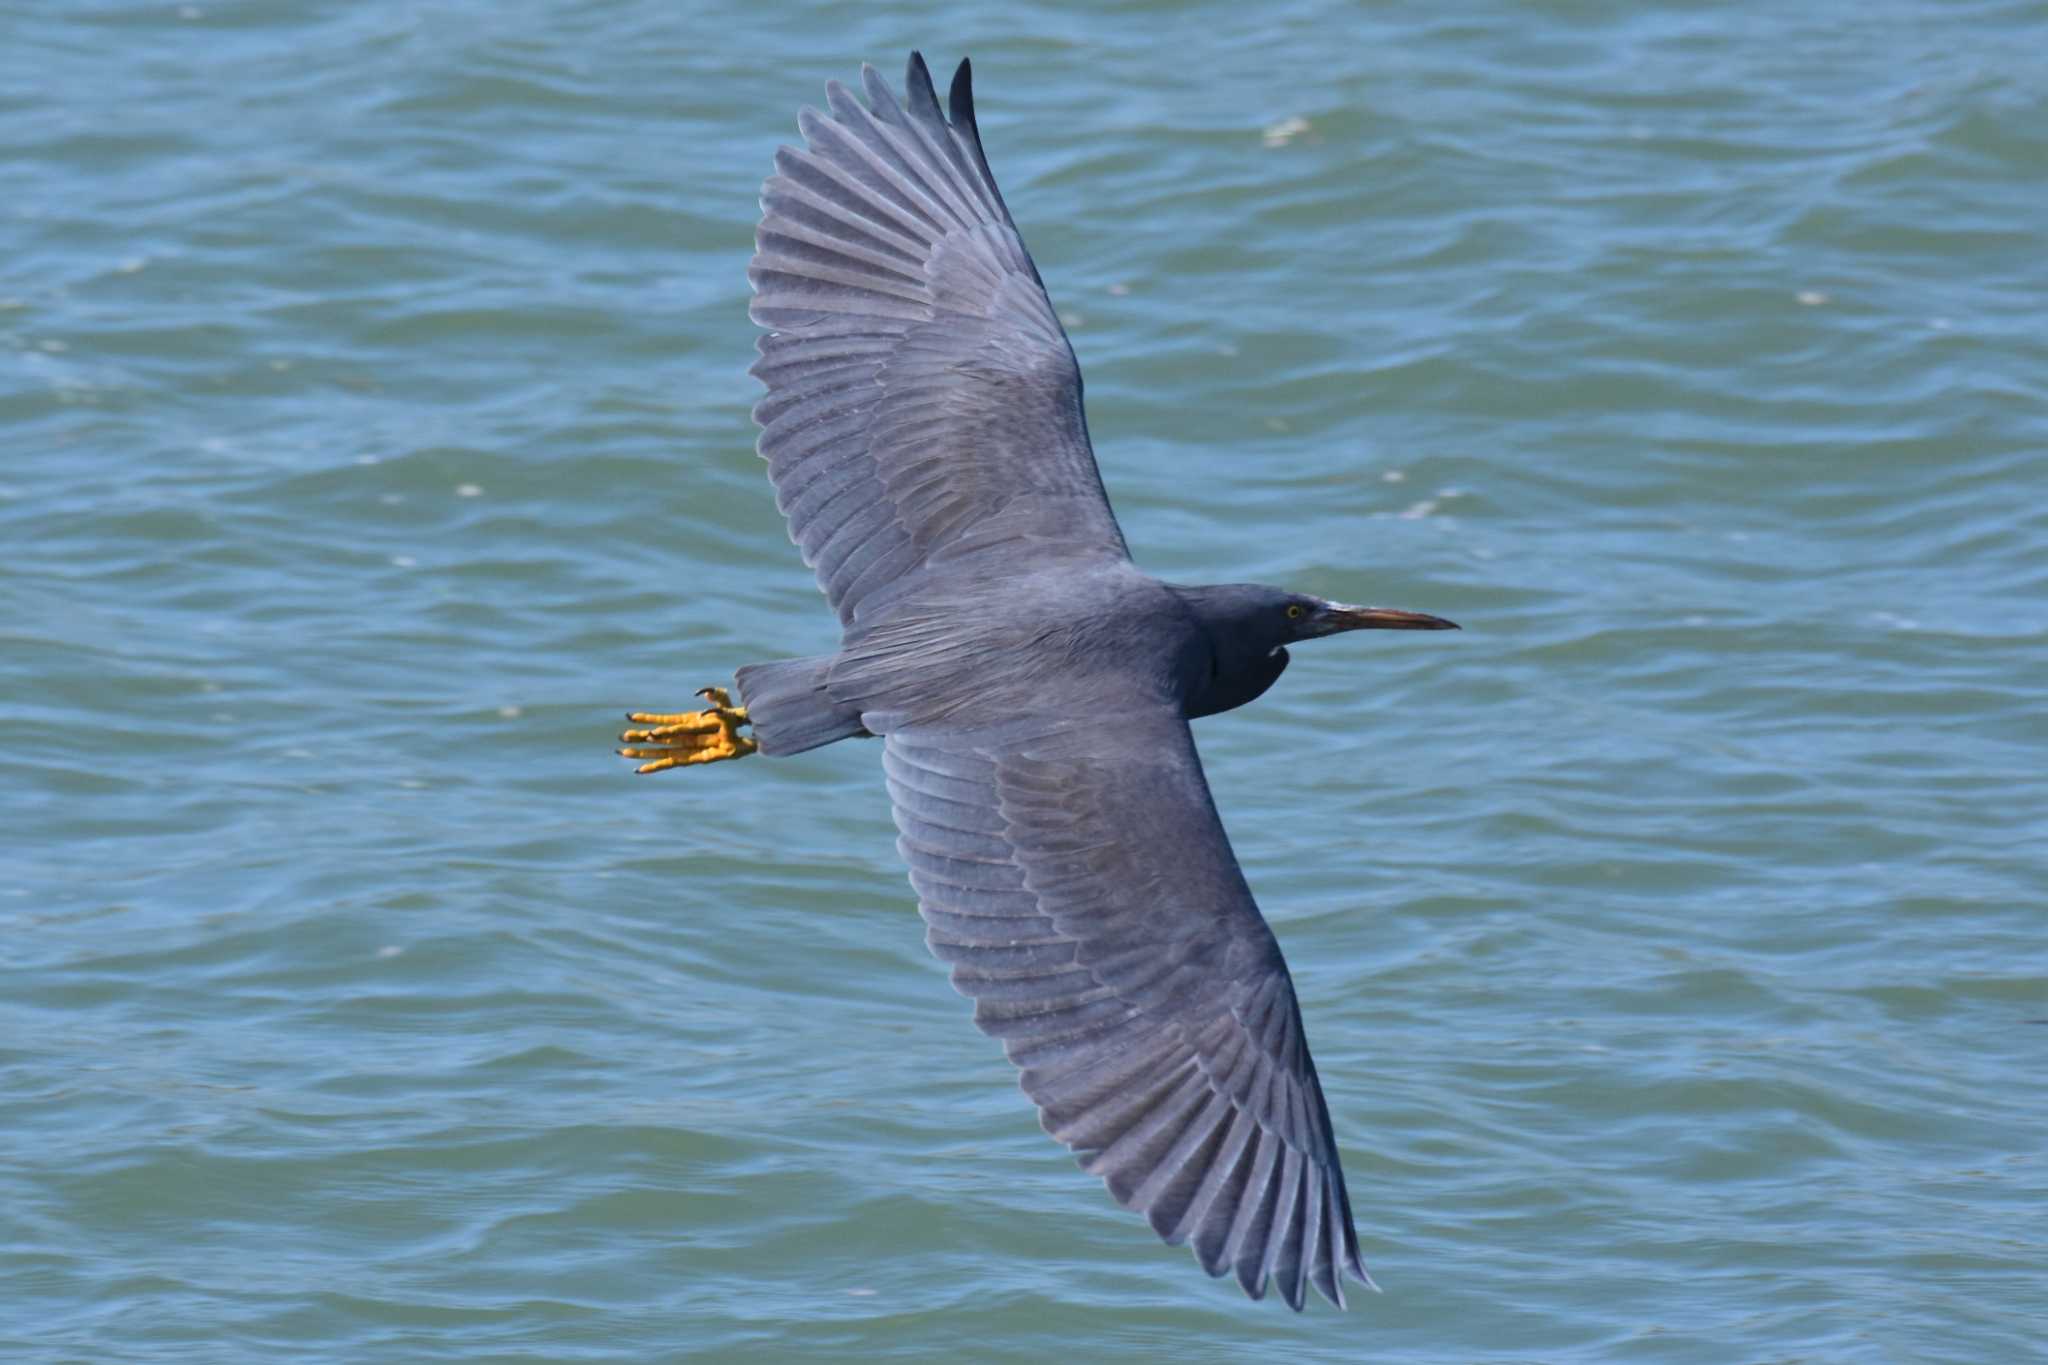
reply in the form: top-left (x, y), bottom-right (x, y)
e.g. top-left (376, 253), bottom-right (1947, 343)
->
top-left (750, 54), bottom-right (1129, 628)
top-left (880, 707), bottom-right (1374, 1310)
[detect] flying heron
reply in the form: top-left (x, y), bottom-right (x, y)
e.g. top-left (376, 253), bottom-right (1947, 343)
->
top-left (618, 53), bottom-right (1458, 1310)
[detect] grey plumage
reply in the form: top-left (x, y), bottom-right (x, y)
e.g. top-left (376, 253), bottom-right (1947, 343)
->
top-left (751, 57), bottom-right (1125, 631)
top-left (716, 53), bottom-right (1457, 1310)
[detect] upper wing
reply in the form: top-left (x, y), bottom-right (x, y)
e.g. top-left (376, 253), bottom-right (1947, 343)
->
top-left (881, 707), bottom-right (1373, 1310)
top-left (749, 54), bottom-right (1129, 629)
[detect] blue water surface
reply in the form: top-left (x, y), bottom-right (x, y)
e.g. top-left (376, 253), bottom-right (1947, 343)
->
top-left (4, 2), bottom-right (2044, 1360)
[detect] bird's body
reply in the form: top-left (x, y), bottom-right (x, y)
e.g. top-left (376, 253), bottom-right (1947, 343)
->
top-left (768, 566), bottom-right (1283, 738)
top-left (833, 559), bottom-right (1183, 729)
top-left (619, 53), bottom-right (1456, 1311)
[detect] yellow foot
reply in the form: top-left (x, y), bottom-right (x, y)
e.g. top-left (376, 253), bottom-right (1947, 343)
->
top-left (618, 686), bottom-right (757, 773)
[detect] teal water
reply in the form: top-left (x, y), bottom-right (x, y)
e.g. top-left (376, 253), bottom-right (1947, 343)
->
top-left (5, 1), bottom-right (2045, 1359)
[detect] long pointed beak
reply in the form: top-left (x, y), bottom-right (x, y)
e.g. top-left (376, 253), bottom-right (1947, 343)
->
top-left (1318, 602), bottom-right (1460, 633)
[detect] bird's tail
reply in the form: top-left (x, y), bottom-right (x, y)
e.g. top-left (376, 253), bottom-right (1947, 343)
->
top-left (733, 655), bottom-right (869, 756)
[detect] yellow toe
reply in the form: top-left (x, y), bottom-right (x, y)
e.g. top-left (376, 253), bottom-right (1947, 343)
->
top-left (617, 685), bottom-right (756, 774)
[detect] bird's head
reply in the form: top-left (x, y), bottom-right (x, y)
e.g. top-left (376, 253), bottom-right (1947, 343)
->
top-left (1281, 590), bottom-right (1460, 642)
top-left (1169, 583), bottom-right (1457, 720)
top-left (1190, 583), bottom-right (1459, 652)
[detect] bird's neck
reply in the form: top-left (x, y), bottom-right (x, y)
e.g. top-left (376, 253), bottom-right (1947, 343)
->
top-left (1183, 644), bottom-right (1288, 720)
top-left (1170, 586), bottom-right (1291, 720)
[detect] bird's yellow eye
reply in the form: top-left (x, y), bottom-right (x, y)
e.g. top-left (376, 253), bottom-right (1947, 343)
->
top-left (1285, 603), bottom-right (1306, 620)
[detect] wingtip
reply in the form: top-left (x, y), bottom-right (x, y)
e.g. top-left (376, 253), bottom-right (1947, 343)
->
top-left (858, 62), bottom-right (897, 117)
top-left (949, 56), bottom-right (976, 128)
top-left (903, 50), bottom-right (946, 123)
top-left (1219, 1248), bottom-right (1371, 1312)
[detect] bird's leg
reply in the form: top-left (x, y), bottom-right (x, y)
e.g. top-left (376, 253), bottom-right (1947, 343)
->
top-left (618, 685), bottom-right (757, 773)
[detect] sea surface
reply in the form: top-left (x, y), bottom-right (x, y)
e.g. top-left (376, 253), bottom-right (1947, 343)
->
top-left (4, 2), bottom-right (2044, 1360)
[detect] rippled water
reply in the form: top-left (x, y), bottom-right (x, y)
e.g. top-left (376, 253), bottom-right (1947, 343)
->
top-left (6, 2), bottom-right (2045, 1360)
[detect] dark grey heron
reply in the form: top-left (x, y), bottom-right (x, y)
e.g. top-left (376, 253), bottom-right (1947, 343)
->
top-left (619, 53), bottom-right (1457, 1310)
